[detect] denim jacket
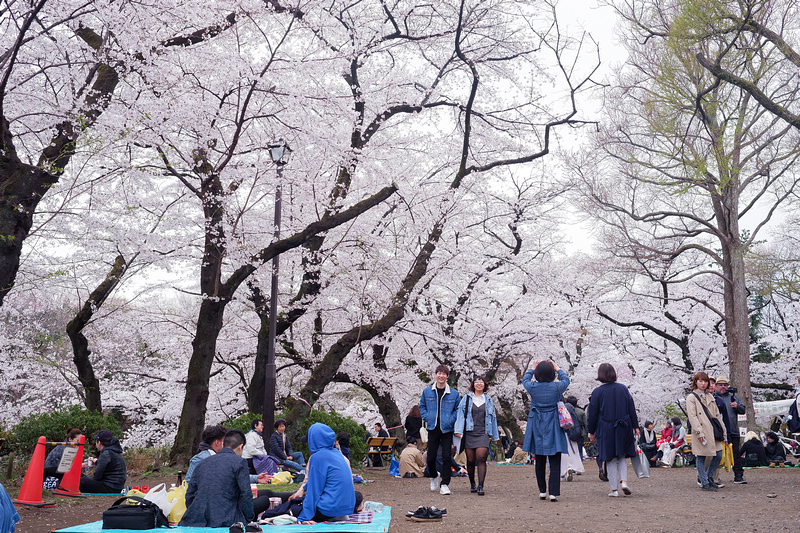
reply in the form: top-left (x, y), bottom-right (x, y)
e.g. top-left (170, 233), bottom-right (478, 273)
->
top-left (420, 383), bottom-right (460, 433)
top-left (454, 393), bottom-right (500, 441)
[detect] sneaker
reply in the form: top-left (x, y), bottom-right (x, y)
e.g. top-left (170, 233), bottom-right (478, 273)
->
top-left (620, 481), bottom-right (631, 495)
top-left (439, 484), bottom-right (451, 495)
top-left (566, 468), bottom-right (574, 482)
top-left (608, 490), bottom-right (619, 497)
top-left (245, 522), bottom-right (263, 533)
top-left (734, 478), bottom-right (747, 484)
top-left (229, 523), bottom-right (245, 533)
top-left (549, 495), bottom-right (558, 502)
top-left (709, 481), bottom-right (723, 489)
top-left (430, 475), bottom-right (440, 491)
top-left (714, 481), bottom-right (725, 488)
top-left (701, 484), bottom-right (718, 491)
top-left (696, 477), bottom-right (702, 487)
top-left (539, 493), bottom-right (547, 500)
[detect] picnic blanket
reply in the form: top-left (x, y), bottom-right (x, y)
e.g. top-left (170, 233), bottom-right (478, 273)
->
top-left (52, 506), bottom-right (391, 533)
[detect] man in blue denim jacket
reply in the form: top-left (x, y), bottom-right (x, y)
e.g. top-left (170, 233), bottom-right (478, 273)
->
top-left (419, 364), bottom-right (460, 495)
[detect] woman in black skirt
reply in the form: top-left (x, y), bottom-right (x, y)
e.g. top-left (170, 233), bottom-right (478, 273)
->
top-left (454, 376), bottom-right (500, 495)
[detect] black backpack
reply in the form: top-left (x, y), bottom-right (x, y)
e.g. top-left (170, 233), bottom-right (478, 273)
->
top-left (102, 496), bottom-right (171, 530)
top-left (787, 397), bottom-right (800, 433)
top-left (566, 404), bottom-right (583, 442)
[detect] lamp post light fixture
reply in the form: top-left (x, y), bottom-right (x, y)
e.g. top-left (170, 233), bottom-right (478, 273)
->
top-left (263, 139), bottom-right (291, 436)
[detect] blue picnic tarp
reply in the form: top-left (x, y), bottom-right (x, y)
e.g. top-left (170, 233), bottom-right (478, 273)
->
top-left (52, 506), bottom-right (391, 533)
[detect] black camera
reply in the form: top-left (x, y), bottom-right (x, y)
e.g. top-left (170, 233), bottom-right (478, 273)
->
top-left (727, 387), bottom-right (737, 394)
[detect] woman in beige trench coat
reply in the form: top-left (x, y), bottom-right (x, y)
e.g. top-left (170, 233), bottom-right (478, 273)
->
top-left (686, 371), bottom-right (726, 491)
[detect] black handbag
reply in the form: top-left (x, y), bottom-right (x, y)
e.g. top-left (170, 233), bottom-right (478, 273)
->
top-left (692, 393), bottom-right (725, 442)
top-left (102, 496), bottom-right (171, 530)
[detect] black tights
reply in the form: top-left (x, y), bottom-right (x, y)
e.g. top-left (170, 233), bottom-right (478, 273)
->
top-left (466, 447), bottom-right (489, 486)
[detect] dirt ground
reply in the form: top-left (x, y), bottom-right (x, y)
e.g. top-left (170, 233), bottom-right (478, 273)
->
top-left (9, 460), bottom-right (800, 533)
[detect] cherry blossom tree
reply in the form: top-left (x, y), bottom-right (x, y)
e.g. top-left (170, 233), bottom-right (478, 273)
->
top-left (577, 0), bottom-right (800, 427)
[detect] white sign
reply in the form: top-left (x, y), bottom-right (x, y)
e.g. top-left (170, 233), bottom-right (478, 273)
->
top-left (57, 446), bottom-right (79, 474)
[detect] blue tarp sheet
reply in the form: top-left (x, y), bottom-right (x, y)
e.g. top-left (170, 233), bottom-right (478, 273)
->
top-left (52, 507), bottom-right (391, 533)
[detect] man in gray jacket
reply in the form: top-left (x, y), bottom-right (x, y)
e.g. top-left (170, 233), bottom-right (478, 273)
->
top-left (714, 376), bottom-right (747, 484)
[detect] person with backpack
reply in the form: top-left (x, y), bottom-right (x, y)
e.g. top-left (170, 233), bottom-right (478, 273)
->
top-left (787, 376), bottom-right (800, 435)
top-left (560, 396), bottom-right (585, 481)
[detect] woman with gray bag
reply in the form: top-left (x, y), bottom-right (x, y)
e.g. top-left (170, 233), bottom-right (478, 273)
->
top-left (686, 371), bottom-right (726, 491)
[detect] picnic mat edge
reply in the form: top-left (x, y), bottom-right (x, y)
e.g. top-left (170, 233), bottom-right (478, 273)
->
top-left (51, 506), bottom-right (391, 533)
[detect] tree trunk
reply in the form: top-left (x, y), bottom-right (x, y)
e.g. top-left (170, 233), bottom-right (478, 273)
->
top-left (170, 185), bottom-right (397, 464)
top-left (65, 254), bottom-right (129, 412)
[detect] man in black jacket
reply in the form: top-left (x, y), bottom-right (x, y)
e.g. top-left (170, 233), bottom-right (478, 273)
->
top-left (268, 419), bottom-right (305, 473)
top-left (79, 430), bottom-right (126, 493)
top-left (714, 376), bottom-right (747, 484)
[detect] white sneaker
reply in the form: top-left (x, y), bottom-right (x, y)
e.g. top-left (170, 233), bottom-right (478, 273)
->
top-left (620, 481), bottom-right (631, 495)
top-left (439, 484), bottom-right (451, 495)
top-left (430, 476), bottom-right (440, 491)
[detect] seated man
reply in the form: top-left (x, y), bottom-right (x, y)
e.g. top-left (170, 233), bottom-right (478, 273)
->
top-left (79, 430), bottom-right (126, 494)
top-left (297, 423), bottom-right (362, 524)
top-left (368, 423), bottom-right (390, 467)
top-left (180, 429), bottom-right (254, 528)
top-left (185, 425), bottom-right (226, 484)
top-left (268, 418), bottom-right (305, 473)
top-left (399, 436), bottom-right (425, 478)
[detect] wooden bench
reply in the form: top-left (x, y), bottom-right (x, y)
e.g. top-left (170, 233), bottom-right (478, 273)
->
top-left (365, 437), bottom-right (397, 467)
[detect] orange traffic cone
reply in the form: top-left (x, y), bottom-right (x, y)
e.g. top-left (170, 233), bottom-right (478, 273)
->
top-left (53, 435), bottom-right (86, 498)
top-left (13, 436), bottom-right (55, 507)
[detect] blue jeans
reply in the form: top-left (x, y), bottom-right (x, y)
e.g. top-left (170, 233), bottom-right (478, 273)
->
top-left (696, 451), bottom-right (721, 487)
top-left (282, 452), bottom-right (305, 472)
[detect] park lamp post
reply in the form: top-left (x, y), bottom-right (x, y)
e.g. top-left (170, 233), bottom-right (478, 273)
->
top-left (263, 139), bottom-right (291, 438)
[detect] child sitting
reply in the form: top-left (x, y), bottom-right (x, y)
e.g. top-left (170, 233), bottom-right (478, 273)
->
top-left (764, 431), bottom-right (792, 467)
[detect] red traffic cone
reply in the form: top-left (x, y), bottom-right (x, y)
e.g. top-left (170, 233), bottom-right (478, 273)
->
top-left (13, 436), bottom-right (55, 507)
top-left (53, 435), bottom-right (86, 498)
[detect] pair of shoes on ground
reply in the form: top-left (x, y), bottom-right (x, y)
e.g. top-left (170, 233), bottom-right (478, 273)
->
top-left (405, 506), bottom-right (446, 522)
top-left (229, 522), bottom-right (262, 533)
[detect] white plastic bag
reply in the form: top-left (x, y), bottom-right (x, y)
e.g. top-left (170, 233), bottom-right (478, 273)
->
top-left (144, 483), bottom-right (175, 517)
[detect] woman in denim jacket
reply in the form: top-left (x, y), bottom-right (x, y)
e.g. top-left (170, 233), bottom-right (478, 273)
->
top-left (454, 376), bottom-right (500, 495)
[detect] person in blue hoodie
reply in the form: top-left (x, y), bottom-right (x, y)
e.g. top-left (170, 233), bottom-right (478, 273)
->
top-left (297, 423), bottom-right (361, 524)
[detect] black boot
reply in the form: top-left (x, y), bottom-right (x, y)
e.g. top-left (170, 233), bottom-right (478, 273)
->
top-left (477, 485), bottom-right (484, 496)
top-left (470, 482), bottom-right (477, 493)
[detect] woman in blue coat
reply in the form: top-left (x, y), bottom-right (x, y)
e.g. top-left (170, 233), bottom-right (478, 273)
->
top-left (586, 363), bottom-right (639, 497)
top-left (522, 360), bottom-right (570, 502)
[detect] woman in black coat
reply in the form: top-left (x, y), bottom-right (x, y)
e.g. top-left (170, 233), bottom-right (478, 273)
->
top-left (587, 363), bottom-right (639, 498)
top-left (405, 405), bottom-right (423, 442)
top-left (638, 421), bottom-right (658, 466)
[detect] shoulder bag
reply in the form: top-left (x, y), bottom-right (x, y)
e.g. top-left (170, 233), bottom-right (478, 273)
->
top-left (691, 392), bottom-right (725, 442)
top-left (455, 395), bottom-right (471, 454)
top-left (102, 496), bottom-right (171, 530)
top-left (557, 401), bottom-right (574, 430)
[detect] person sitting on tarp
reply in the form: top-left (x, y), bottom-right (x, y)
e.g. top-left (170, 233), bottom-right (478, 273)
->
top-left (268, 418), bottom-right (306, 473)
top-left (739, 431), bottom-right (768, 467)
top-left (79, 430), bottom-right (126, 494)
top-left (44, 428), bottom-right (83, 480)
top-left (297, 423), bottom-right (363, 524)
top-left (399, 436), bottom-right (425, 478)
top-left (180, 429), bottom-right (253, 528)
top-left (1, 481), bottom-right (21, 533)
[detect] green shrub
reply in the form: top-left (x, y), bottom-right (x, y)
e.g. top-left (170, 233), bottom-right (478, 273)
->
top-left (10, 405), bottom-right (122, 456)
top-left (224, 410), bottom-right (367, 464)
top-left (296, 409), bottom-right (367, 464)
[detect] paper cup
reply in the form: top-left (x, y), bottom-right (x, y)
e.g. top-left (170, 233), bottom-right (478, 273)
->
top-left (250, 484), bottom-right (258, 498)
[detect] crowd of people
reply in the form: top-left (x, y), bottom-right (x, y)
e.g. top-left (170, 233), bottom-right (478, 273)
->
top-left (46, 369), bottom-right (796, 528)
